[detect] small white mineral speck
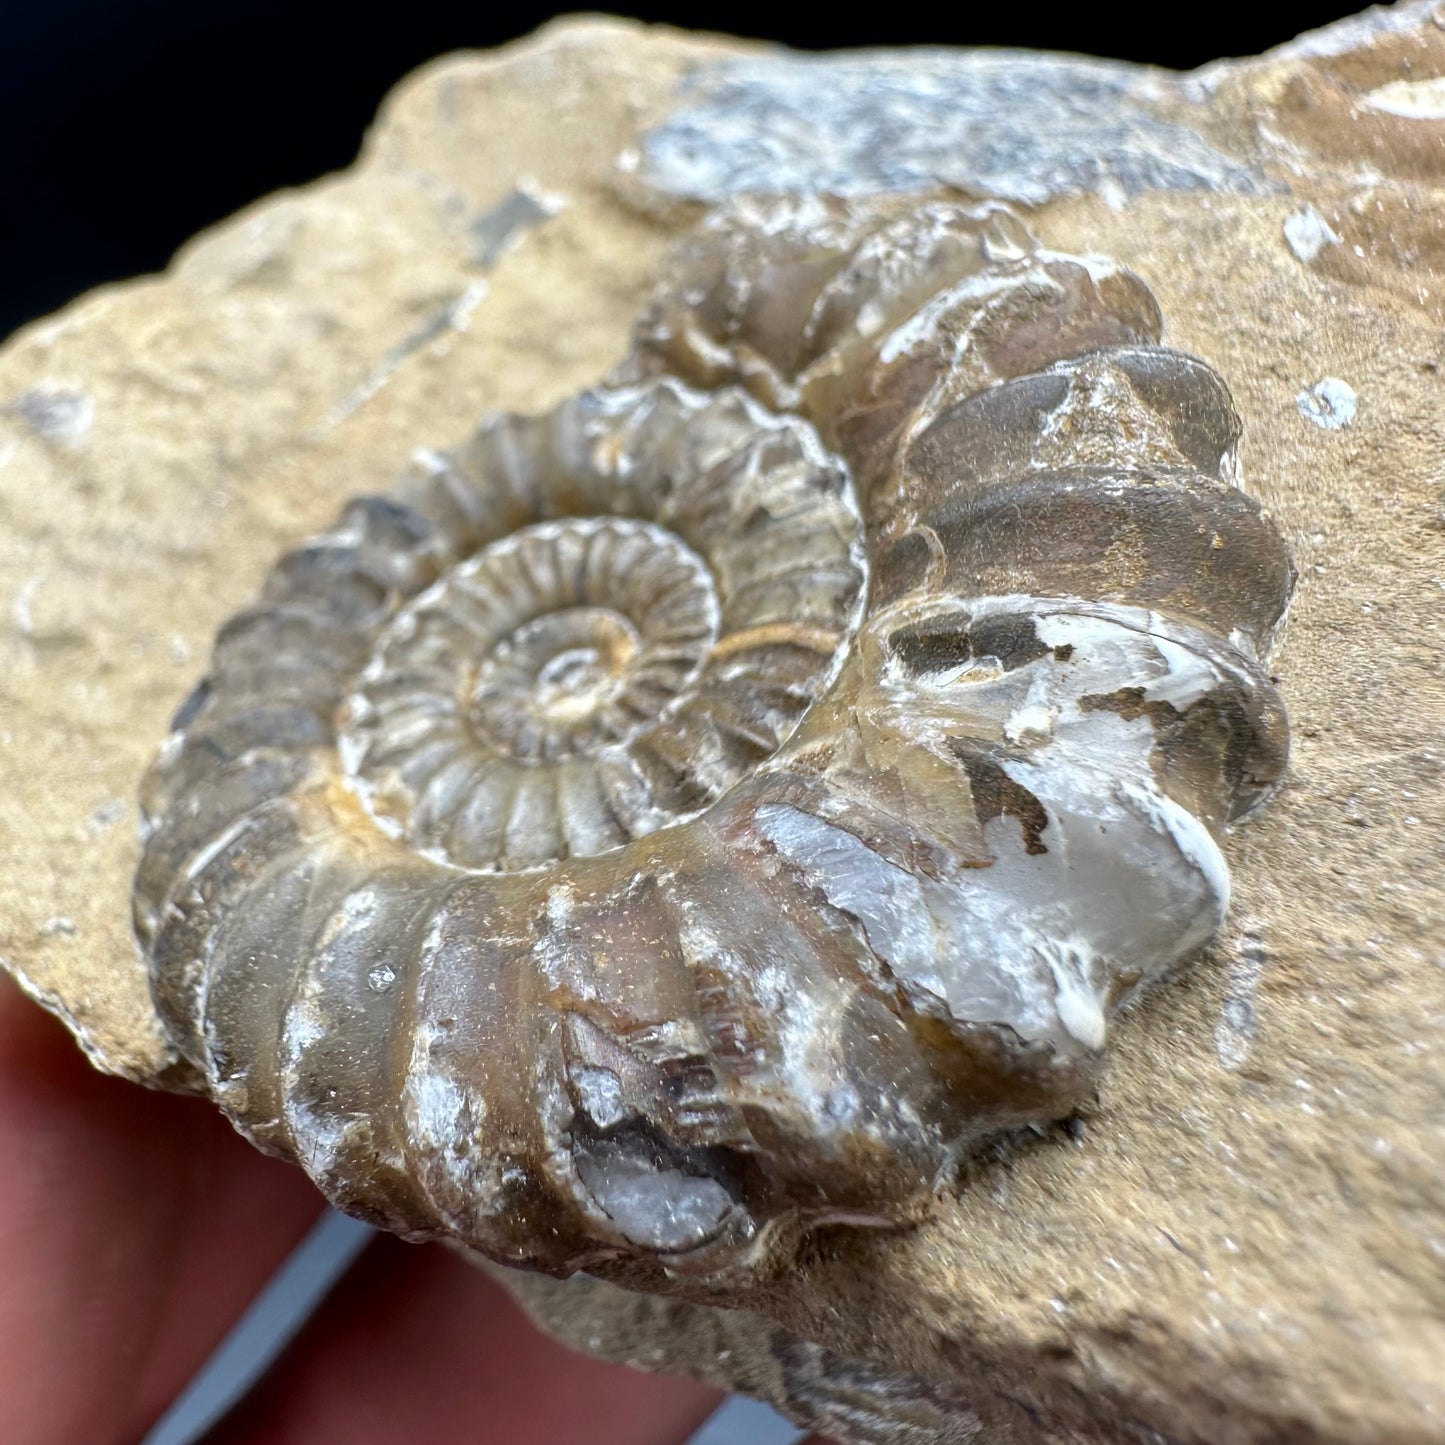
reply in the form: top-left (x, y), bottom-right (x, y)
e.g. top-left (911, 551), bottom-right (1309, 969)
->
top-left (12, 388), bottom-right (94, 445)
top-left (1283, 206), bottom-right (1340, 264)
top-left (1297, 377), bottom-right (1357, 430)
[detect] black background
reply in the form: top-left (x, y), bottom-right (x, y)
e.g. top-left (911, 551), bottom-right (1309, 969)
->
top-left (1, 2), bottom-right (1359, 342)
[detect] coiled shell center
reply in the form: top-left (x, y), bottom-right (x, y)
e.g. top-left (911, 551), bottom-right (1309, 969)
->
top-left (333, 383), bottom-right (868, 877)
top-left (442, 519), bottom-right (721, 763)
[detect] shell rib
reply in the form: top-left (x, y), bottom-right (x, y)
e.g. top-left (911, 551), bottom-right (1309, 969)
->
top-left (134, 196), bottom-right (1292, 1281)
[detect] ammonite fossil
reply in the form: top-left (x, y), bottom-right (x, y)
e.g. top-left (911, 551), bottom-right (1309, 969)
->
top-left (133, 194), bottom-right (1292, 1284)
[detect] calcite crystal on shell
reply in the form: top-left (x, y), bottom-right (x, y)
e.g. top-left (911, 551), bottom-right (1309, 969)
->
top-left (1, 5), bottom-right (1443, 1444)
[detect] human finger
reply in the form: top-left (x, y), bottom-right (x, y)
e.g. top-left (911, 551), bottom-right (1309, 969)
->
top-left (202, 1230), bottom-right (722, 1445)
top-left (0, 975), bottom-right (324, 1445)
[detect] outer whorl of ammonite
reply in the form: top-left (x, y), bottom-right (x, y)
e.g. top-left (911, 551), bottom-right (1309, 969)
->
top-left (133, 195), bottom-right (1293, 1286)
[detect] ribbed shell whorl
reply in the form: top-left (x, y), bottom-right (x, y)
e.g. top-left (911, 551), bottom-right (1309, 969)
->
top-left (134, 195), bottom-right (1292, 1283)
top-left (337, 384), bottom-right (865, 872)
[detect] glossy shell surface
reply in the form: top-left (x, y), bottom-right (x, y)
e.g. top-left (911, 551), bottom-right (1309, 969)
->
top-left (134, 196), bottom-right (1292, 1281)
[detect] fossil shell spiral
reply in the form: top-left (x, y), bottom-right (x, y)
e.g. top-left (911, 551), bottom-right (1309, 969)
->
top-left (133, 195), bottom-right (1292, 1281)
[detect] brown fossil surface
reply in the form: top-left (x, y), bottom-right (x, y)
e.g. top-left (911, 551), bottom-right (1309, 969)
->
top-left (122, 179), bottom-right (1290, 1292)
top-left (1, 6), bottom-right (1442, 1444)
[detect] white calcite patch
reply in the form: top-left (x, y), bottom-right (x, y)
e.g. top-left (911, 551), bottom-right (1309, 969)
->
top-left (801, 597), bottom-right (1243, 1058)
top-left (574, 1141), bottom-right (735, 1252)
top-left (571, 1064), bottom-right (628, 1129)
top-left (1297, 376), bottom-right (1357, 429)
top-left (1362, 75), bottom-right (1445, 119)
top-left (9, 386), bottom-right (94, 445)
top-left (1283, 205), bottom-right (1341, 263)
top-left (1037, 939), bottom-right (1109, 1051)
